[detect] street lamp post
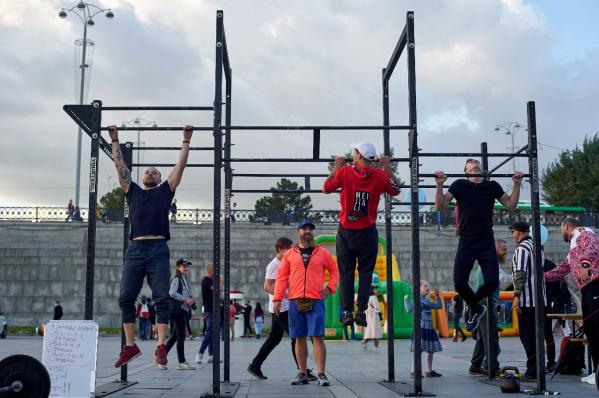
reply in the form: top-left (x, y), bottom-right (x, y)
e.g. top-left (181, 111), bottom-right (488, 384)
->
top-left (120, 118), bottom-right (158, 182)
top-left (59, 2), bottom-right (114, 208)
top-left (494, 122), bottom-right (524, 173)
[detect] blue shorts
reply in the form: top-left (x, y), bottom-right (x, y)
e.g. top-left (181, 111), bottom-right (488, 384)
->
top-left (288, 299), bottom-right (325, 338)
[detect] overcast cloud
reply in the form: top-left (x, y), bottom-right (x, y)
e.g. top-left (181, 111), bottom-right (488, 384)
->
top-left (0, 0), bottom-right (597, 210)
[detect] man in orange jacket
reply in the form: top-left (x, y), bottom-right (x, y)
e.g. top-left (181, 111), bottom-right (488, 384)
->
top-left (273, 219), bottom-right (339, 387)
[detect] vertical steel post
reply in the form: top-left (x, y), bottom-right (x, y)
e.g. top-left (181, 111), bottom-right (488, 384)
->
top-left (211, 10), bottom-right (225, 396)
top-left (120, 142), bottom-right (133, 383)
top-left (382, 67), bottom-right (395, 383)
top-left (481, 142), bottom-right (495, 379)
top-left (74, 23), bottom-right (89, 208)
top-left (406, 11), bottom-right (422, 395)
top-left (223, 67), bottom-right (233, 382)
top-left (84, 100), bottom-right (101, 320)
top-left (527, 101), bottom-right (547, 391)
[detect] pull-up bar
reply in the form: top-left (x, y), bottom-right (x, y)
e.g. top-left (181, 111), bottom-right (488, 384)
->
top-left (132, 163), bottom-right (214, 168)
top-left (102, 106), bottom-right (214, 111)
top-left (225, 157), bottom-right (410, 163)
top-left (420, 173), bottom-right (530, 178)
top-left (132, 146), bottom-right (214, 151)
top-left (418, 152), bottom-right (529, 158)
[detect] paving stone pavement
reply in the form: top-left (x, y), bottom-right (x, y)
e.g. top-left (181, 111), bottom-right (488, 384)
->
top-left (0, 334), bottom-right (597, 397)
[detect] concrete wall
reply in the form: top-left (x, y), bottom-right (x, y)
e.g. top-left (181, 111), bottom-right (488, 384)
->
top-left (0, 222), bottom-right (572, 327)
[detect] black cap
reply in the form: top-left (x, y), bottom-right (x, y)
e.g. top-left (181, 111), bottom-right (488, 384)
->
top-left (509, 221), bottom-right (530, 233)
top-left (176, 258), bottom-right (192, 266)
top-left (296, 219), bottom-right (316, 230)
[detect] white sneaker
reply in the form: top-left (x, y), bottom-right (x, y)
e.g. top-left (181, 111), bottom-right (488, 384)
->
top-left (195, 353), bottom-right (203, 364)
top-left (176, 362), bottom-right (196, 370)
top-left (581, 373), bottom-right (594, 383)
top-left (207, 355), bottom-right (214, 363)
top-left (156, 362), bottom-right (167, 370)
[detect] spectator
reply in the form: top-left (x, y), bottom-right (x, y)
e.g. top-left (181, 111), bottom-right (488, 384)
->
top-left (243, 300), bottom-right (253, 337)
top-left (339, 305), bottom-right (356, 341)
top-left (196, 265), bottom-right (215, 364)
top-left (73, 206), bottom-right (83, 222)
top-left (231, 202), bottom-right (237, 223)
top-left (451, 294), bottom-right (466, 342)
top-left (254, 302), bottom-right (264, 339)
top-left (229, 301), bottom-right (236, 341)
top-left (53, 300), bottom-right (63, 320)
top-left (361, 287), bottom-right (382, 349)
top-left (137, 295), bottom-right (151, 341)
top-left (170, 198), bottom-right (178, 223)
top-left (147, 298), bottom-right (156, 340)
top-left (66, 199), bottom-right (75, 221)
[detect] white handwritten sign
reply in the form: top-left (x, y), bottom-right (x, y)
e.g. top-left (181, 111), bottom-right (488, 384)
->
top-left (42, 321), bottom-right (99, 398)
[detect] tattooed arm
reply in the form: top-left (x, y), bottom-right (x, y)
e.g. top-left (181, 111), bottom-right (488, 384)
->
top-left (167, 125), bottom-right (193, 192)
top-left (108, 125), bottom-right (132, 193)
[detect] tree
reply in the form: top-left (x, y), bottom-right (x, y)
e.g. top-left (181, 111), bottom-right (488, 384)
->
top-left (252, 178), bottom-right (315, 222)
top-left (327, 147), bottom-right (400, 175)
top-left (541, 133), bottom-right (599, 212)
top-left (100, 187), bottom-right (125, 210)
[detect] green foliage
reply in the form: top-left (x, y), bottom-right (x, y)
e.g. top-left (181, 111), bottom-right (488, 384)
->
top-left (541, 133), bottom-right (599, 212)
top-left (252, 178), bottom-right (314, 222)
top-left (327, 147), bottom-right (399, 175)
top-left (100, 187), bottom-right (125, 209)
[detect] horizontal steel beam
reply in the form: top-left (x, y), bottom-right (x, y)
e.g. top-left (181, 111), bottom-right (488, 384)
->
top-left (226, 125), bottom-right (412, 130)
top-left (418, 152), bottom-right (529, 158)
top-left (233, 173), bottom-right (329, 178)
top-left (102, 106), bottom-right (214, 111)
top-left (101, 127), bottom-right (214, 131)
top-left (419, 173), bottom-right (530, 178)
top-left (225, 157), bottom-right (409, 163)
top-left (132, 146), bottom-right (214, 151)
top-left (133, 163), bottom-right (214, 168)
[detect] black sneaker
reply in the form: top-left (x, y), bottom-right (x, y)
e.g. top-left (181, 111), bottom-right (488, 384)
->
top-left (465, 304), bottom-right (486, 332)
top-left (341, 311), bottom-right (354, 327)
top-left (354, 310), bottom-right (368, 327)
top-left (247, 363), bottom-right (267, 380)
top-left (291, 372), bottom-right (309, 385)
top-left (306, 369), bottom-right (317, 381)
top-left (317, 373), bottom-right (331, 386)
top-left (545, 363), bottom-right (557, 373)
top-left (469, 366), bottom-right (486, 376)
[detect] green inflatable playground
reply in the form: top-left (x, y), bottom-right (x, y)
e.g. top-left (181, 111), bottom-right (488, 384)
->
top-left (315, 235), bottom-right (414, 339)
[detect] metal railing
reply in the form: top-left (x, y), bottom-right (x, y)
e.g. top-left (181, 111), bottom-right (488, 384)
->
top-left (1, 206), bottom-right (597, 227)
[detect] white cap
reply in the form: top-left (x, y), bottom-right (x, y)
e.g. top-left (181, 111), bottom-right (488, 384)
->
top-left (350, 141), bottom-right (378, 161)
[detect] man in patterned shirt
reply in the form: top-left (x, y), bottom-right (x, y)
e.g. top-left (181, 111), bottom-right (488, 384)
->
top-left (545, 217), bottom-right (599, 385)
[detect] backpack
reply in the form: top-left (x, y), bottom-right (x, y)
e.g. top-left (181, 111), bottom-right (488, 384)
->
top-left (140, 303), bottom-right (150, 319)
top-left (555, 336), bottom-right (586, 375)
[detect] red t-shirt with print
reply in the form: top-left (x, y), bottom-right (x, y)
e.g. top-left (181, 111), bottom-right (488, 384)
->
top-left (323, 165), bottom-right (400, 229)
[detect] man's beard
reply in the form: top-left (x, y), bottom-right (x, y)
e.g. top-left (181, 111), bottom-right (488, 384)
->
top-left (300, 235), bottom-right (315, 247)
top-left (143, 180), bottom-right (159, 188)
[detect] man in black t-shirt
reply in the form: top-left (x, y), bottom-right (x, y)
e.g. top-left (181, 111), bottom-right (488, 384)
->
top-left (243, 300), bottom-right (253, 337)
top-left (196, 265), bottom-right (215, 364)
top-left (109, 124), bottom-right (193, 369)
top-left (435, 158), bottom-right (523, 331)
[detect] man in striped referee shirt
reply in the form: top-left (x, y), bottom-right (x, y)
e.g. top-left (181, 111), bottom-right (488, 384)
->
top-left (510, 220), bottom-right (546, 381)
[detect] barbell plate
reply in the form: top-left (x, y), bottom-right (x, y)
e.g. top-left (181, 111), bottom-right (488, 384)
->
top-left (0, 354), bottom-right (50, 397)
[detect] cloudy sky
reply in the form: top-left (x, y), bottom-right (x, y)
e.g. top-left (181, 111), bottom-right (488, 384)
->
top-left (1, 0), bottom-right (598, 211)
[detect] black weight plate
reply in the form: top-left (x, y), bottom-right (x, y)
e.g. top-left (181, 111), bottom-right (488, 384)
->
top-left (0, 355), bottom-right (50, 397)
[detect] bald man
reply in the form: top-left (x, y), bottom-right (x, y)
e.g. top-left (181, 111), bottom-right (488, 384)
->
top-left (108, 124), bottom-right (192, 369)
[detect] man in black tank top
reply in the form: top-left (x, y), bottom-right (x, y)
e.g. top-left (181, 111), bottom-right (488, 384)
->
top-left (109, 124), bottom-right (193, 369)
top-left (435, 158), bottom-right (523, 332)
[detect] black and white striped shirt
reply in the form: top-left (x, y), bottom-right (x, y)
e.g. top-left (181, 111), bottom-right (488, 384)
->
top-left (511, 236), bottom-right (546, 307)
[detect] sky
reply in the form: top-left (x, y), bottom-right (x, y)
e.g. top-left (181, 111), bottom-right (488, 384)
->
top-left (0, 0), bottom-right (598, 211)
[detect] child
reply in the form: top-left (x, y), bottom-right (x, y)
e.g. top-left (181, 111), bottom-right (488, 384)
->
top-left (362, 287), bottom-right (382, 349)
top-left (404, 280), bottom-right (443, 377)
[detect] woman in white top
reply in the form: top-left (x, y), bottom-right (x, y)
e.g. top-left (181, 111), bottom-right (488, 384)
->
top-left (361, 287), bottom-right (382, 349)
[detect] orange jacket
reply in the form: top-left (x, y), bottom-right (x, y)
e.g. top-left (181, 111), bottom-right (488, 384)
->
top-left (273, 245), bottom-right (339, 301)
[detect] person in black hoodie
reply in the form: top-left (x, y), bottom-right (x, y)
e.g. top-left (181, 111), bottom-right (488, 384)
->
top-left (53, 301), bottom-right (63, 320)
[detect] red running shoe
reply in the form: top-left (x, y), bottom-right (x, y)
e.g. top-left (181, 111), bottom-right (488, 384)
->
top-left (154, 344), bottom-right (168, 367)
top-left (114, 344), bottom-right (141, 368)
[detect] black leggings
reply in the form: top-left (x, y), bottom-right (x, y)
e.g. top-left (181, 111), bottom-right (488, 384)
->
top-left (251, 312), bottom-right (297, 368)
top-left (453, 236), bottom-right (499, 309)
top-left (582, 280), bottom-right (599, 370)
top-left (165, 311), bottom-right (187, 363)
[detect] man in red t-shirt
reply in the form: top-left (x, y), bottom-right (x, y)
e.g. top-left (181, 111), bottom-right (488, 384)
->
top-left (323, 142), bottom-right (400, 326)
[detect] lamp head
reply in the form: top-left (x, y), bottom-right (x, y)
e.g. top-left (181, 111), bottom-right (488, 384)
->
top-left (105, 10), bottom-right (114, 19)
